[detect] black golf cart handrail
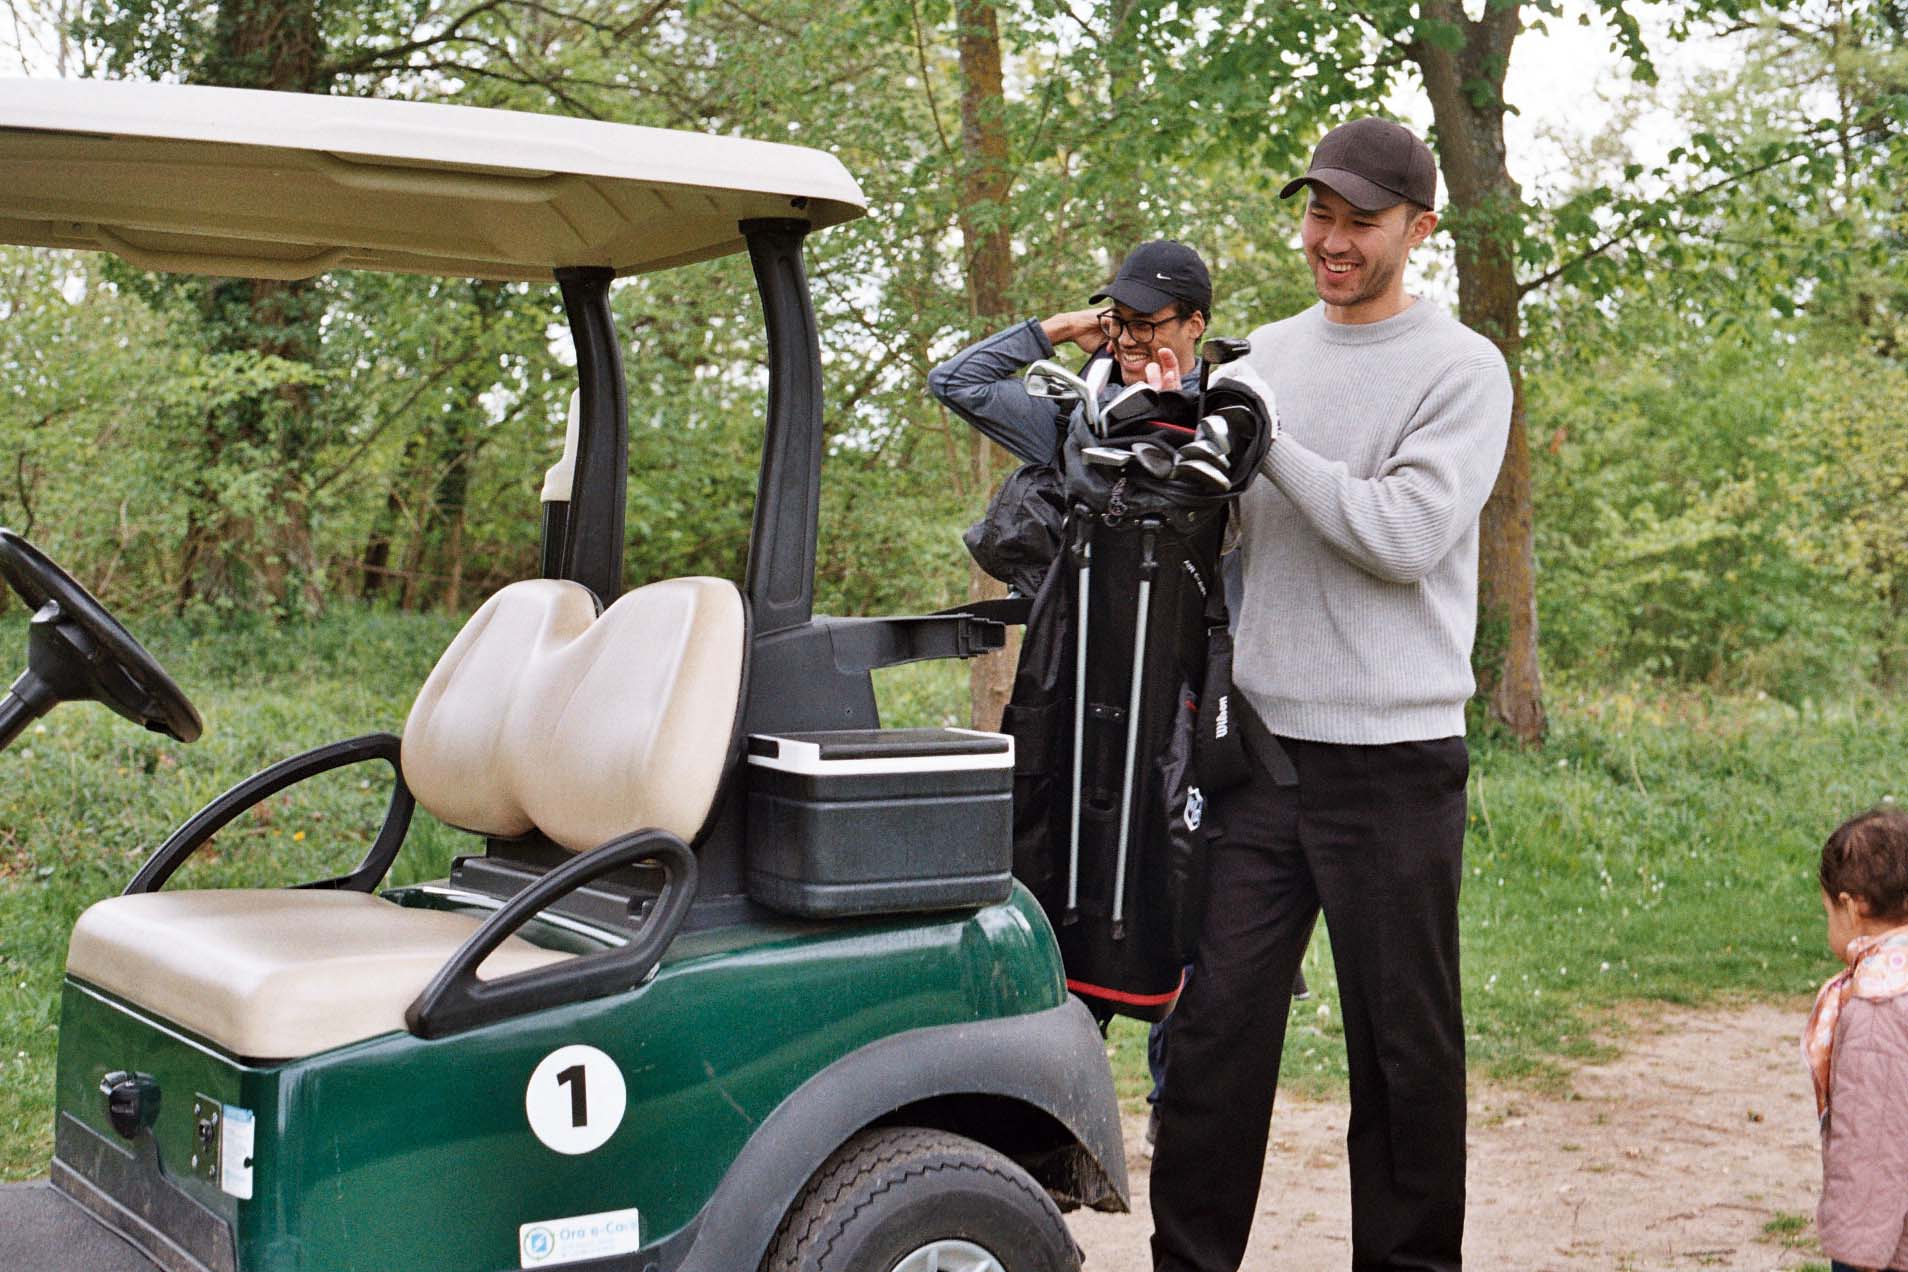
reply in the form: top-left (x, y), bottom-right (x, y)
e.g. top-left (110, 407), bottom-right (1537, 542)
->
top-left (124, 733), bottom-right (415, 895)
top-left (405, 828), bottom-right (697, 1039)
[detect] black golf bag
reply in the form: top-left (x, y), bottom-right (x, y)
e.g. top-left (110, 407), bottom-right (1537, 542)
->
top-left (993, 375), bottom-right (1274, 1022)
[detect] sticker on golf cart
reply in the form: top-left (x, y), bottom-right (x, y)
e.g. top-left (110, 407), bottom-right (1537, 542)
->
top-left (518, 1206), bottom-right (641, 1267)
top-left (220, 1105), bottom-right (255, 1200)
top-left (524, 1045), bottom-right (627, 1155)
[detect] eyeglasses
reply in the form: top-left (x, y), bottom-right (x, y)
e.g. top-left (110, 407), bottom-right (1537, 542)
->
top-left (1096, 309), bottom-right (1186, 345)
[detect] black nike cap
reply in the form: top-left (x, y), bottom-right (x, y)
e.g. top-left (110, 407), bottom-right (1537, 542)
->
top-left (1090, 240), bottom-right (1212, 317)
top-left (1280, 117), bottom-right (1438, 212)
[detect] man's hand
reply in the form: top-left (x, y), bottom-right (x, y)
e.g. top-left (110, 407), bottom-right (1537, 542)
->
top-left (1145, 346), bottom-right (1183, 391)
top-left (1041, 308), bottom-right (1108, 355)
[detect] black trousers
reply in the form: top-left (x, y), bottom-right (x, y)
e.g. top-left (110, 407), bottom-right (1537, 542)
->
top-left (1149, 734), bottom-right (1470, 1272)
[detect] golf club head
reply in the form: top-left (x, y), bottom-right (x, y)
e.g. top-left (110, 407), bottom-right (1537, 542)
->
top-left (1178, 437), bottom-right (1226, 468)
top-left (1083, 352), bottom-right (1114, 402)
top-left (1196, 413), bottom-right (1232, 458)
top-left (1171, 456), bottom-right (1232, 491)
top-left (1101, 384), bottom-right (1163, 431)
top-left (1082, 445), bottom-right (1134, 470)
top-left (1083, 358), bottom-right (1114, 438)
top-left (1201, 337), bottom-right (1251, 367)
top-left (1025, 359), bottom-right (1091, 403)
top-left (1130, 440), bottom-right (1177, 479)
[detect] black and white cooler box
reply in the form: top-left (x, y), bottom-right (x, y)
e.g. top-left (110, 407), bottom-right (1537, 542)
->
top-left (744, 728), bottom-right (1015, 917)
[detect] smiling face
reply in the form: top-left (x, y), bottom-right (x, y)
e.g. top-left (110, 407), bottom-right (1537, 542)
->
top-left (1102, 300), bottom-right (1206, 385)
top-left (1299, 187), bottom-right (1438, 324)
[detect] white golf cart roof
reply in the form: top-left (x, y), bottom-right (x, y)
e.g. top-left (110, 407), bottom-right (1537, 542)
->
top-left (0, 79), bottom-right (867, 281)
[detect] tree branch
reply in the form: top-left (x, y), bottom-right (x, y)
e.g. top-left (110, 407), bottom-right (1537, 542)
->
top-left (322, 0), bottom-right (512, 77)
top-left (908, 0), bottom-right (955, 161)
top-left (1518, 115), bottom-right (1899, 296)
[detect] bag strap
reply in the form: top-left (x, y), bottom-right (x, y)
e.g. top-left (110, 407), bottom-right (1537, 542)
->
top-left (1235, 694), bottom-right (1298, 786)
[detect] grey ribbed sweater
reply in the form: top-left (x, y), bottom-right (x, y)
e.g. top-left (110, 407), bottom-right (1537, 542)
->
top-left (1231, 299), bottom-right (1512, 744)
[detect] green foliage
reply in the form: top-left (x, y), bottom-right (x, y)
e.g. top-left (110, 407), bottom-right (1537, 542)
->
top-left (1774, 348), bottom-right (1908, 678)
top-left (1527, 299), bottom-right (1889, 697)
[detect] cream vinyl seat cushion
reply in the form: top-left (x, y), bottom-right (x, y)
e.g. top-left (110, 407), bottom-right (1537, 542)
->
top-left (402, 576), bottom-right (746, 850)
top-left (66, 575), bottom-right (747, 1059)
top-left (66, 890), bottom-right (572, 1059)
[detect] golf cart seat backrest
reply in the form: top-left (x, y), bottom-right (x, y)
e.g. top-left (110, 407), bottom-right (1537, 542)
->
top-left (403, 576), bottom-right (747, 849)
top-left (63, 576), bottom-right (745, 1061)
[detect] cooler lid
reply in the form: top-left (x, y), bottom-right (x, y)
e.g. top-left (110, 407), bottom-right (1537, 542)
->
top-left (747, 728), bottom-right (1012, 775)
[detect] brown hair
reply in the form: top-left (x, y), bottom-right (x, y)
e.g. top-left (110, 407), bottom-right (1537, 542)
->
top-left (1820, 807), bottom-right (1908, 922)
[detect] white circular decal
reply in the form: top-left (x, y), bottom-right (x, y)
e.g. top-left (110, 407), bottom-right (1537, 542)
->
top-left (525, 1045), bottom-right (627, 1155)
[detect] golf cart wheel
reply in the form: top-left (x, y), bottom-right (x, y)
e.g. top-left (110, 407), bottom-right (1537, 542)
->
top-left (760, 1126), bottom-right (1079, 1272)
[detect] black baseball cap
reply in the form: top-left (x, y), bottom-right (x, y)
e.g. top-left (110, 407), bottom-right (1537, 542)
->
top-left (1090, 240), bottom-right (1212, 316)
top-left (1280, 117), bottom-right (1438, 212)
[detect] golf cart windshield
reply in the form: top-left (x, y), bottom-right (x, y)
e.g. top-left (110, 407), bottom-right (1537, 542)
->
top-left (0, 78), bottom-right (865, 281)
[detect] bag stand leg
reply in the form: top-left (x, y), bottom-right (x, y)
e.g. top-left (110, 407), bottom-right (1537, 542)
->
top-left (1110, 520), bottom-right (1160, 940)
top-left (1065, 520), bottom-right (1093, 924)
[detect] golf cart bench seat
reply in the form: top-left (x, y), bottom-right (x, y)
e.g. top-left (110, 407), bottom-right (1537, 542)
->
top-left (65, 575), bottom-right (745, 1058)
top-left (66, 890), bottom-right (572, 1058)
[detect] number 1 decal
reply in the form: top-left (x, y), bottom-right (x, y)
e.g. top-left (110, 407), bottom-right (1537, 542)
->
top-left (556, 1064), bottom-right (588, 1127)
top-left (526, 1046), bottom-right (626, 1155)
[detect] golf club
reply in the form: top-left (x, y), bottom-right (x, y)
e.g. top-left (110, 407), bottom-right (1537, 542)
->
top-left (1196, 413), bottom-right (1232, 458)
top-left (1177, 436), bottom-right (1227, 468)
top-left (1171, 457), bottom-right (1232, 490)
top-left (1200, 336), bottom-right (1251, 368)
top-left (1198, 335), bottom-right (1251, 419)
top-left (1101, 384), bottom-right (1164, 433)
top-left (1083, 355), bottom-right (1114, 435)
top-left (1130, 440), bottom-right (1177, 479)
top-left (1082, 445), bottom-right (1133, 470)
top-left (1025, 359), bottom-right (1099, 431)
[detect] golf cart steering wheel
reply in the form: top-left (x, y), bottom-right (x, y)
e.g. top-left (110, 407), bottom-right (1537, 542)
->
top-left (0, 528), bottom-right (201, 750)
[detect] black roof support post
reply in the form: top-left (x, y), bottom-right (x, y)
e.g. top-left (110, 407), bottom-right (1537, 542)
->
top-left (741, 219), bottom-right (822, 635)
top-left (553, 267), bottom-right (628, 604)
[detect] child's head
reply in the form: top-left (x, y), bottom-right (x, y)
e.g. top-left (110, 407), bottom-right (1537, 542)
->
top-left (1819, 806), bottom-right (1908, 959)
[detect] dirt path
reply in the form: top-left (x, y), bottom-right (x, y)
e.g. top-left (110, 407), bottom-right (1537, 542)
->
top-left (1071, 1001), bottom-right (1825, 1271)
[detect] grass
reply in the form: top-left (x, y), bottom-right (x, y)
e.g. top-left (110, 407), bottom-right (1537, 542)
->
top-left (1760, 1210), bottom-right (1818, 1252)
top-left (885, 662), bottom-right (1904, 1105)
top-left (3, 617), bottom-right (1901, 1178)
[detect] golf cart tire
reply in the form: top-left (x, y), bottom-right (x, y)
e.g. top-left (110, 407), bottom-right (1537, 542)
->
top-left (760, 1127), bottom-right (1080, 1272)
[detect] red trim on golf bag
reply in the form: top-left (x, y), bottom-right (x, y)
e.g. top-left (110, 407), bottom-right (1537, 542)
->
top-left (1066, 971), bottom-right (1186, 1010)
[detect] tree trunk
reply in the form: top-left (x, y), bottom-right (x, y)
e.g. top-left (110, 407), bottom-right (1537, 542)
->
top-left (955, 0), bottom-right (1021, 731)
top-left (360, 485), bottom-right (401, 599)
top-left (1414, 0), bottom-right (1547, 744)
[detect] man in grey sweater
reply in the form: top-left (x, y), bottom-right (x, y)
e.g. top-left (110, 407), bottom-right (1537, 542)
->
top-left (1148, 119), bottom-right (1512, 1271)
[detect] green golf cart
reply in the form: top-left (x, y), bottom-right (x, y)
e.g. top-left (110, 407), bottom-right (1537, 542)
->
top-left (0, 78), bottom-right (1125, 1272)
